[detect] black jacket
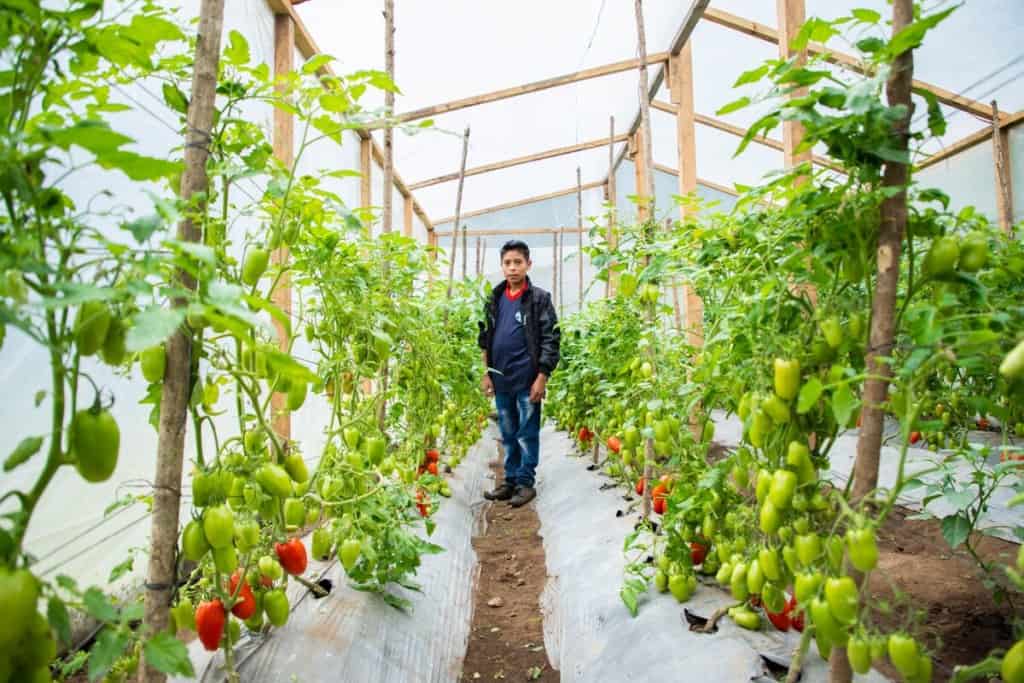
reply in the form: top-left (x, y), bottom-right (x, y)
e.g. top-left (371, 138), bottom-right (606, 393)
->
top-left (478, 277), bottom-right (560, 379)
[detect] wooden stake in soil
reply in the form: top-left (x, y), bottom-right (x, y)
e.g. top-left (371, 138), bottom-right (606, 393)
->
top-left (382, 0), bottom-right (395, 233)
top-left (446, 126), bottom-right (470, 300)
top-left (141, 1), bottom-right (226, 681)
top-left (835, 0), bottom-right (915, 681)
top-left (992, 100), bottom-right (1014, 234)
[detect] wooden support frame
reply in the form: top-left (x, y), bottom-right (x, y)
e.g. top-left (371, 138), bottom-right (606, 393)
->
top-left (777, 0), bottom-right (811, 171)
top-left (271, 12), bottom-right (294, 440)
top-left (264, 0), bottom-right (433, 232)
top-left (359, 137), bottom-right (372, 210)
top-left (434, 181), bottom-right (604, 226)
top-left (992, 100), bottom-right (1015, 234)
top-left (702, 6), bottom-right (1011, 124)
top-left (918, 110), bottom-right (1024, 170)
top-left (409, 134), bottom-right (629, 190)
top-left (403, 195), bottom-right (414, 237)
top-left (434, 227), bottom-right (589, 238)
top-left (394, 53), bottom-right (670, 124)
top-left (651, 100), bottom-right (842, 172)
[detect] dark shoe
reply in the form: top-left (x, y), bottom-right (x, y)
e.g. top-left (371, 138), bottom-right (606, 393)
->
top-left (508, 486), bottom-right (536, 508)
top-left (484, 482), bottom-right (516, 501)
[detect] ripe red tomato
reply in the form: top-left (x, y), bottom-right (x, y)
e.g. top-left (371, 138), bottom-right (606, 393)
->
top-left (427, 461), bottom-right (439, 476)
top-left (607, 436), bottom-right (621, 453)
top-left (196, 599), bottom-right (226, 651)
top-left (416, 489), bottom-right (430, 517)
top-left (909, 431), bottom-right (921, 444)
top-left (425, 449), bottom-right (440, 463)
top-left (635, 477), bottom-right (645, 495)
top-left (786, 595), bottom-right (804, 632)
top-left (690, 542), bottom-right (708, 566)
top-left (977, 417), bottom-right (990, 430)
top-left (765, 607), bottom-right (791, 631)
top-left (653, 496), bottom-right (666, 515)
top-left (578, 427), bottom-right (592, 442)
top-left (274, 538), bottom-right (308, 576)
top-left (227, 572), bottom-right (256, 619)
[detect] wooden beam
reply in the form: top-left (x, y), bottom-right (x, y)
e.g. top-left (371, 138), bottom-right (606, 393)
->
top-left (993, 100), bottom-right (1014, 234)
top-left (265, 0), bottom-right (435, 231)
top-left (652, 99), bottom-right (843, 172)
top-left (408, 134), bottom-right (629, 190)
top-left (271, 12), bottom-right (294, 441)
top-left (434, 181), bottom-right (604, 226)
top-left (607, 115), bottom-right (617, 298)
top-left (381, 0), bottom-right (395, 234)
top-left (403, 195), bottom-right (413, 237)
top-left (393, 53), bottom-right (670, 125)
top-left (652, 163), bottom-right (740, 197)
top-left (702, 6), bottom-right (1010, 123)
top-left (917, 110), bottom-right (1024, 170)
top-left (434, 227), bottom-right (588, 238)
top-left (632, 129), bottom-right (650, 221)
top-left (777, 0), bottom-right (811, 172)
top-left (359, 136), bottom-right (372, 210)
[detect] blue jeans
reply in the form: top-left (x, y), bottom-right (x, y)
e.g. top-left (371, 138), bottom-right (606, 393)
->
top-left (494, 389), bottom-right (541, 488)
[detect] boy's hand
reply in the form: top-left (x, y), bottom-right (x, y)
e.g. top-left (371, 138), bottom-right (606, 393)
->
top-left (529, 374), bottom-right (548, 403)
top-left (482, 373), bottom-right (495, 397)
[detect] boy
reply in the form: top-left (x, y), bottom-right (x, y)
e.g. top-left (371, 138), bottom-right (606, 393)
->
top-left (478, 240), bottom-right (560, 507)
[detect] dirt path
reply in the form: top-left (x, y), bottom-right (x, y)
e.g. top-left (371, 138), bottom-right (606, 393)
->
top-left (460, 459), bottom-right (556, 682)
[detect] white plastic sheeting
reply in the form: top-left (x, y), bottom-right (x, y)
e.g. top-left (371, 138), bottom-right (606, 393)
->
top-left (174, 425), bottom-right (499, 683)
top-left (533, 426), bottom-right (889, 682)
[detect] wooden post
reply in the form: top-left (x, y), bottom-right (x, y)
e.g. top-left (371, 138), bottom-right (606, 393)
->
top-left (634, 0), bottom-right (656, 217)
top-left (403, 195), bottom-right (414, 237)
top-left (141, 2), bottom-right (225, 682)
top-left (360, 137), bottom-right (372, 212)
top-left (607, 115), bottom-right (617, 297)
top-left (446, 127), bottom-right (470, 299)
top-left (992, 100), bottom-right (1014, 234)
top-left (837, 3), bottom-right (914, 681)
top-left (632, 131), bottom-right (650, 222)
top-left (670, 43), bottom-right (704, 348)
top-left (475, 237), bottom-right (482, 276)
top-left (552, 231), bottom-right (559, 314)
top-left (382, 0), bottom-right (395, 232)
top-left (577, 166), bottom-right (584, 310)
top-left (557, 229), bottom-right (564, 314)
top-left (461, 223), bottom-right (468, 279)
top-left (269, 11), bottom-right (294, 443)
top-left (777, 0), bottom-right (812, 172)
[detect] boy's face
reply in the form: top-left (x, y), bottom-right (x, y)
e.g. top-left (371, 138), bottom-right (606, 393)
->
top-left (501, 249), bottom-right (530, 287)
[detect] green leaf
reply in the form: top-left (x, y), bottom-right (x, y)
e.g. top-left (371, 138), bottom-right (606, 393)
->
top-left (716, 96), bottom-right (751, 116)
top-left (121, 215), bottom-right (163, 243)
top-left (831, 383), bottom-right (858, 426)
top-left (263, 348), bottom-right (317, 384)
top-left (913, 86), bottom-right (947, 138)
top-left (302, 54), bottom-right (334, 74)
top-left (161, 82), bottom-right (188, 114)
top-left (888, 7), bottom-right (956, 57)
top-left (224, 30), bottom-right (250, 66)
top-left (144, 632), bottom-right (195, 677)
top-left (43, 119), bottom-right (132, 153)
top-left (734, 64), bottom-right (770, 88)
top-left (48, 597), bottom-right (72, 645)
top-left (619, 585), bottom-right (639, 617)
top-left (856, 37), bottom-right (885, 53)
top-left (97, 151), bottom-right (180, 181)
top-left (851, 8), bottom-right (881, 24)
top-left (4, 435), bottom-right (43, 472)
top-left (792, 17), bottom-right (838, 51)
top-left (244, 294), bottom-right (291, 340)
top-left (108, 556), bottom-right (134, 583)
top-left (83, 588), bottom-right (119, 623)
top-left (88, 627), bottom-right (128, 681)
top-left (56, 574), bottom-right (80, 593)
top-left (940, 513), bottom-right (971, 549)
top-left (121, 601), bottom-right (145, 622)
top-left (125, 306), bottom-right (185, 352)
top-left (165, 239), bottom-right (216, 266)
top-left (796, 377), bottom-right (823, 414)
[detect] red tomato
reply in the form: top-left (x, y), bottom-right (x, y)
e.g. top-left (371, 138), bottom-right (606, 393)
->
top-left (653, 496), bottom-right (666, 515)
top-left (227, 572), bottom-right (257, 619)
top-left (274, 538), bottom-right (308, 576)
top-left (425, 449), bottom-right (440, 463)
top-left (766, 607), bottom-right (791, 631)
top-left (635, 477), bottom-right (645, 495)
top-left (659, 474), bottom-right (674, 491)
top-left (690, 542), bottom-right (708, 566)
top-left (578, 427), bottom-right (592, 442)
top-left (607, 436), bottom-right (621, 453)
top-left (651, 483), bottom-right (668, 501)
top-left (977, 417), bottom-right (990, 430)
top-left (427, 461), bottom-right (439, 475)
top-left (786, 595), bottom-right (804, 632)
top-left (196, 599), bottom-right (226, 651)
top-left (909, 431), bottom-right (921, 444)
top-left (416, 489), bottom-right (430, 517)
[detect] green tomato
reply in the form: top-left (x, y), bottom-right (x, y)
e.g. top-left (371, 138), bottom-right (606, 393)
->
top-left (795, 533), bottom-right (821, 567)
top-left (824, 576), bottom-right (859, 624)
top-left (242, 248), bottom-right (269, 286)
top-left (887, 633), bottom-right (920, 679)
top-left (768, 469), bottom-right (798, 510)
top-left (182, 520), bottom-right (210, 561)
top-left (255, 463), bottom-right (293, 498)
top-left (0, 569), bottom-right (39, 647)
top-left (957, 232), bottom-right (988, 272)
top-left (1002, 639), bottom-right (1024, 683)
top-left (340, 538), bottom-right (362, 571)
top-left (654, 569), bottom-right (669, 593)
top-left (72, 408), bottom-right (121, 483)
top-left (312, 528), bottom-right (332, 560)
top-left (259, 555), bottom-right (283, 582)
top-left (762, 394), bottom-right (791, 424)
top-left (773, 358), bottom-right (801, 401)
top-left (847, 635), bottom-right (871, 675)
top-left (758, 547), bottom-right (782, 582)
top-left (759, 500), bottom-right (781, 535)
top-left (922, 235), bottom-right (959, 278)
top-left (213, 545), bottom-right (238, 574)
top-left (746, 558), bottom-right (765, 595)
top-left (287, 381), bottom-right (308, 411)
top-left (730, 562), bottom-right (749, 601)
top-left (794, 572), bottom-right (822, 604)
top-left (263, 589), bottom-right (289, 627)
top-left (846, 527), bottom-right (879, 572)
top-left (203, 505), bottom-right (235, 550)
top-left (284, 453), bottom-right (310, 484)
top-left (75, 301), bottom-right (112, 356)
top-left (283, 498), bottom-right (305, 528)
top-left (820, 316), bottom-right (843, 350)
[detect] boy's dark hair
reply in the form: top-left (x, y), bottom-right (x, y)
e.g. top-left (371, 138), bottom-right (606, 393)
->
top-left (500, 240), bottom-right (530, 262)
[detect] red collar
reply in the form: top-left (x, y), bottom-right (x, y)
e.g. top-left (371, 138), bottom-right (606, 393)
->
top-left (505, 280), bottom-right (528, 301)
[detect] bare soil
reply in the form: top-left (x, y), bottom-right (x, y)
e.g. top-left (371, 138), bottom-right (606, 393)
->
top-left (867, 505), bottom-right (1021, 682)
top-left (460, 462), bottom-right (555, 682)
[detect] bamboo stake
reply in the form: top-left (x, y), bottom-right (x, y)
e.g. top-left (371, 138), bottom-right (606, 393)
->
top-left (577, 166), bottom-right (584, 310)
top-left (382, 0), bottom-right (394, 233)
top-left (835, 2), bottom-right (914, 680)
top-left (992, 100), bottom-right (1014, 234)
top-left (446, 127), bottom-right (470, 299)
top-left (141, 2), bottom-right (225, 681)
